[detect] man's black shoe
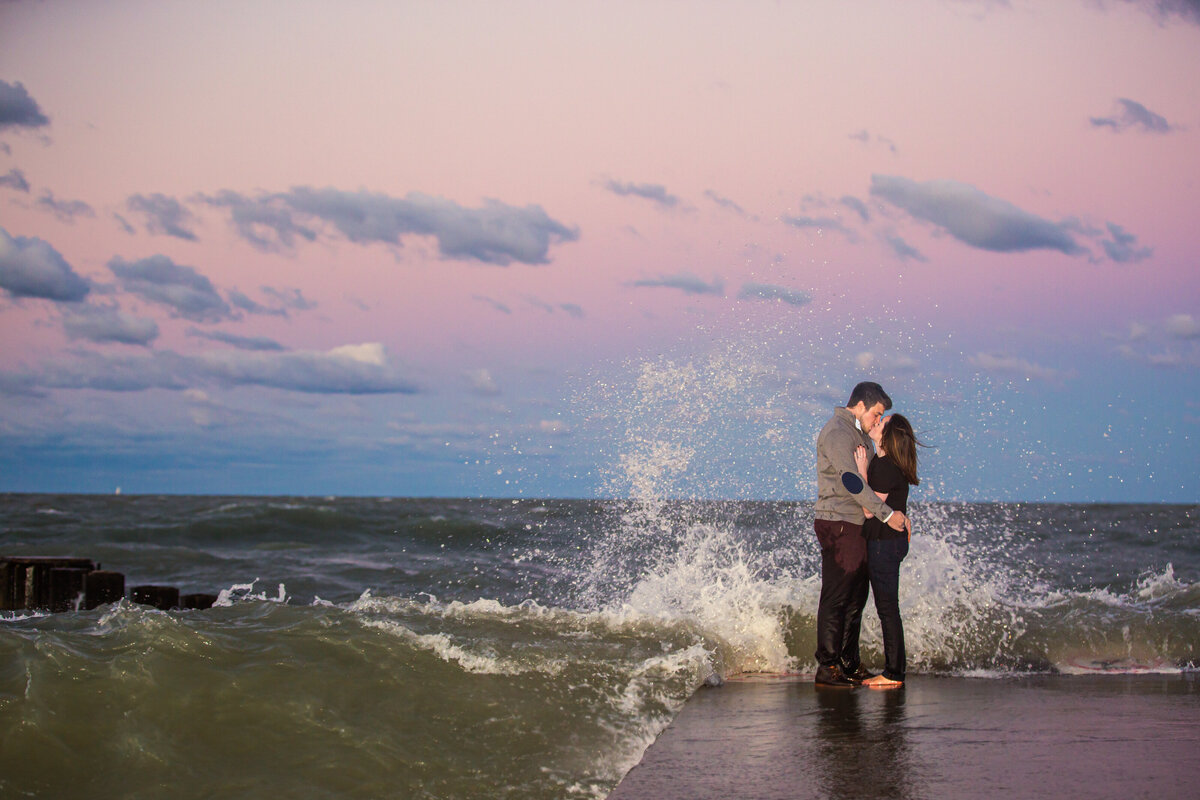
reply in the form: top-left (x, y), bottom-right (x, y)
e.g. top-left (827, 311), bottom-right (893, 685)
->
top-left (842, 664), bottom-right (876, 685)
top-left (814, 664), bottom-right (856, 687)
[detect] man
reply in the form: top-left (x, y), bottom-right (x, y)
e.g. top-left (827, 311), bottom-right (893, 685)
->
top-left (813, 381), bottom-right (910, 687)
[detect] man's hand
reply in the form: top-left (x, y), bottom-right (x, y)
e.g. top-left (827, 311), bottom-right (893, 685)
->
top-left (887, 511), bottom-right (910, 534)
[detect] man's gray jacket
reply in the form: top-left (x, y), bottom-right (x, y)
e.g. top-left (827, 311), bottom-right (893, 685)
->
top-left (814, 407), bottom-right (894, 524)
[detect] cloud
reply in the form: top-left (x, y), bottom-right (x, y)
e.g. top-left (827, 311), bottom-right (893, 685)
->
top-left (1100, 222), bottom-right (1153, 263)
top-left (473, 294), bottom-right (512, 314)
top-left (0, 227), bottom-right (90, 301)
top-left (261, 286), bottom-right (316, 312)
top-left (630, 272), bottom-right (724, 295)
top-left (1117, 0), bottom-right (1200, 26)
top-left (61, 303), bottom-right (159, 346)
top-left (0, 168), bottom-right (30, 193)
top-left (194, 343), bottom-right (419, 394)
top-left (881, 232), bottom-right (927, 262)
top-left (603, 180), bottom-right (681, 209)
top-left (704, 190), bottom-right (747, 216)
top-left (523, 295), bottom-right (586, 318)
top-left (126, 193), bottom-right (199, 240)
top-left (186, 327), bottom-right (287, 351)
top-left (849, 129), bottom-right (897, 153)
top-left (37, 191), bottom-right (95, 223)
top-left (840, 195), bottom-right (870, 223)
top-left (228, 288), bottom-right (283, 317)
top-left (1090, 98), bottom-right (1175, 133)
top-left (738, 281), bottom-right (813, 307)
top-left (227, 285), bottom-right (317, 318)
top-left (1166, 313), bottom-right (1200, 339)
top-left (781, 214), bottom-right (854, 238)
top-left (108, 254), bottom-right (233, 321)
top-left (466, 368), bottom-right (501, 396)
top-left (0, 81), bottom-right (50, 130)
top-left (113, 213), bottom-right (136, 235)
top-left (854, 351), bottom-right (919, 372)
top-left (970, 352), bottom-right (1062, 382)
top-left (203, 187), bottom-right (579, 265)
top-left (869, 175), bottom-right (1084, 255)
top-left (12, 342), bottom-right (419, 394)
top-left (196, 189), bottom-right (318, 251)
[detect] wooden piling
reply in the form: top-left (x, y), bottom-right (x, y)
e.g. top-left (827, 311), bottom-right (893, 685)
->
top-left (83, 570), bottom-right (125, 610)
top-left (130, 585), bottom-right (181, 610)
top-left (180, 593), bottom-right (218, 610)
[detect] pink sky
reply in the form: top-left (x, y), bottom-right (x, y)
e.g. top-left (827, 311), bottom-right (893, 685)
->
top-left (1, 0), bottom-right (1198, 499)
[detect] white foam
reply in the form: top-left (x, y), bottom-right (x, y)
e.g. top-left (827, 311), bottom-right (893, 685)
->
top-left (213, 579), bottom-right (289, 607)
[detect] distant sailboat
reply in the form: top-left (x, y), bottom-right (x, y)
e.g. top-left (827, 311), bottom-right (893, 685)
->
top-left (115, 487), bottom-right (122, 495)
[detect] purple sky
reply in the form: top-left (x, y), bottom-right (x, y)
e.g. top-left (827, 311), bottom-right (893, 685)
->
top-left (2, 0), bottom-right (1198, 501)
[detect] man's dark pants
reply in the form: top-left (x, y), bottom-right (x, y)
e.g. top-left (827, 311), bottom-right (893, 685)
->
top-left (814, 518), bottom-right (870, 670)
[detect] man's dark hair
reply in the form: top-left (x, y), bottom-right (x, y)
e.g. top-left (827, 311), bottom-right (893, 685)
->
top-left (847, 381), bottom-right (892, 411)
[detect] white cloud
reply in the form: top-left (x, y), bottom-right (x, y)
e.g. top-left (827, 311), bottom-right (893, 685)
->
top-left (1166, 313), bottom-right (1199, 339)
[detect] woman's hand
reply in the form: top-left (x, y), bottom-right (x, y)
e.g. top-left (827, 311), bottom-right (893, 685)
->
top-left (854, 445), bottom-right (869, 477)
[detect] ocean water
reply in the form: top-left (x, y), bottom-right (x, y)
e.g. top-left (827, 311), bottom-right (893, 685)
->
top-left (1, 494), bottom-right (1197, 799)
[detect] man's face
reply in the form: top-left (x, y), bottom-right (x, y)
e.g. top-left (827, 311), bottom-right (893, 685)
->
top-left (859, 402), bottom-right (887, 435)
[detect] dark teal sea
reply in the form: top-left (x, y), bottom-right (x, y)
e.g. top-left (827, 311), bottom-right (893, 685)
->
top-left (2, 495), bottom-right (1198, 798)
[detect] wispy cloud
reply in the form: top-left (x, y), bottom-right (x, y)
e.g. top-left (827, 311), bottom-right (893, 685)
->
top-left (970, 352), bottom-right (1063, 382)
top-left (0, 168), bottom-right (30, 193)
top-left (630, 272), bottom-right (724, 295)
top-left (880, 231), bottom-right (927, 262)
top-left (1166, 313), bottom-right (1200, 339)
top-left (738, 281), bottom-right (812, 307)
top-left (870, 175), bottom-right (1084, 256)
top-left (1090, 98), bottom-right (1175, 133)
top-left (849, 129), bottom-right (897, 154)
top-left (0, 81), bottom-right (50, 130)
top-left (108, 255), bottom-right (233, 322)
top-left (603, 180), bottom-right (681, 209)
top-left (840, 195), bottom-right (870, 223)
top-left (0, 227), bottom-right (90, 301)
top-left (227, 285), bottom-right (317, 317)
top-left (186, 328), bottom-right (287, 351)
top-left (781, 214), bottom-right (855, 239)
top-left (704, 190), bottom-right (747, 216)
top-left (37, 191), bottom-right (95, 223)
top-left (523, 295), bottom-right (585, 317)
top-left (473, 294), bottom-right (512, 314)
top-left (466, 368), bottom-right (501, 397)
top-left (1100, 222), bottom-right (1153, 263)
top-left (201, 187), bottom-right (579, 265)
top-left (127, 193), bottom-right (199, 241)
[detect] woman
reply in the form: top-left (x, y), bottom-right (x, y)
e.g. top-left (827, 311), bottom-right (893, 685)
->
top-left (854, 413), bottom-right (922, 688)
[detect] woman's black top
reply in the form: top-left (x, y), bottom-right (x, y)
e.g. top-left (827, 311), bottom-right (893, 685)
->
top-left (863, 454), bottom-right (909, 541)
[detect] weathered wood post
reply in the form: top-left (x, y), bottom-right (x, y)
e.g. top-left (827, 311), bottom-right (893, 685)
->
top-left (83, 570), bottom-right (125, 609)
top-left (181, 593), bottom-right (218, 610)
top-left (130, 585), bottom-right (181, 610)
top-left (50, 567), bottom-right (90, 612)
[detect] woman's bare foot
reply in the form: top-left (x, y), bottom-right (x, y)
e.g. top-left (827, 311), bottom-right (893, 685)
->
top-left (862, 675), bottom-right (903, 689)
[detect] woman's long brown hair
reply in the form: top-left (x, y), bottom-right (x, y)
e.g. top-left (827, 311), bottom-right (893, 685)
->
top-left (880, 413), bottom-right (925, 485)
